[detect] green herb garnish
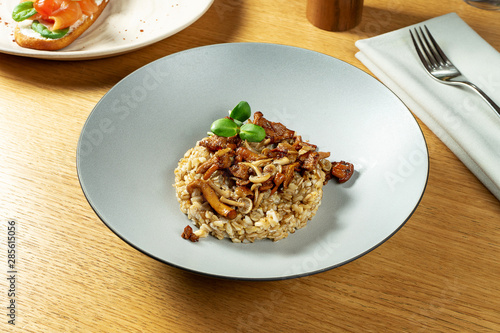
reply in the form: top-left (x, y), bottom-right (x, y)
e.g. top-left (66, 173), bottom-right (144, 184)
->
top-left (210, 101), bottom-right (266, 142)
top-left (12, 2), bottom-right (37, 22)
top-left (31, 20), bottom-right (69, 39)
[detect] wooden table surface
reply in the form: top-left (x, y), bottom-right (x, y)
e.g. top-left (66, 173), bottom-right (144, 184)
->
top-left (1, 0), bottom-right (499, 332)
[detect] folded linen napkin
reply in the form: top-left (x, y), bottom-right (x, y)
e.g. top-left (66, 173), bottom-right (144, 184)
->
top-left (355, 12), bottom-right (500, 201)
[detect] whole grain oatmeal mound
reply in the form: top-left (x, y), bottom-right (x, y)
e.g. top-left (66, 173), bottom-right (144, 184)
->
top-left (174, 106), bottom-right (353, 243)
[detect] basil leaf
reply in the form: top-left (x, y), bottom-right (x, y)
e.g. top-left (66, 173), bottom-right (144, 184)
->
top-left (210, 118), bottom-right (239, 137)
top-left (31, 21), bottom-right (69, 39)
top-left (239, 123), bottom-right (266, 142)
top-left (12, 2), bottom-right (37, 22)
top-left (230, 101), bottom-right (251, 122)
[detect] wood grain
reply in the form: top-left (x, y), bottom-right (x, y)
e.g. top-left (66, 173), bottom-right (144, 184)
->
top-left (1, 0), bottom-right (500, 332)
top-left (307, 0), bottom-right (364, 31)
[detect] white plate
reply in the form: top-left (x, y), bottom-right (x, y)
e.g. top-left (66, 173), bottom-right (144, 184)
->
top-left (0, 0), bottom-right (213, 60)
top-left (77, 43), bottom-right (428, 280)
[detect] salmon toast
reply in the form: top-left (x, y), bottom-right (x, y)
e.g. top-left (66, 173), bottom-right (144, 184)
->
top-left (12, 0), bottom-right (109, 51)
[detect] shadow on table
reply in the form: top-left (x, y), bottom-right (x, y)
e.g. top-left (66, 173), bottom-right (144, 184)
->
top-left (352, 5), bottom-right (433, 39)
top-left (162, 262), bottom-right (319, 332)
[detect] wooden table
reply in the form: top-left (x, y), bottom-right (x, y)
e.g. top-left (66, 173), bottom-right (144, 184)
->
top-left (1, 0), bottom-right (499, 331)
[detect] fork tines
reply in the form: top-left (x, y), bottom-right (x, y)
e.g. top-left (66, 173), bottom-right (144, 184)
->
top-left (410, 26), bottom-right (451, 70)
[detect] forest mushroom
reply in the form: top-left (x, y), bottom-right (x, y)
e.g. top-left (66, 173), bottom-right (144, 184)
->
top-left (186, 179), bottom-right (237, 219)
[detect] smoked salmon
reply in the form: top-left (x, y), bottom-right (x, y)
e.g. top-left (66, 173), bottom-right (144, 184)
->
top-left (31, 0), bottom-right (99, 30)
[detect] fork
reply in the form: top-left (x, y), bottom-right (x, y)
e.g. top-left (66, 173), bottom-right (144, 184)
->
top-left (410, 26), bottom-right (500, 117)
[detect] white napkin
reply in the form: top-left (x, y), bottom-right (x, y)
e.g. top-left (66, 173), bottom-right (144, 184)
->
top-left (355, 12), bottom-right (500, 201)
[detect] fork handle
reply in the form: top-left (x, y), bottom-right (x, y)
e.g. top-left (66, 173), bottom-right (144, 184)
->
top-left (461, 81), bottom-right (500, 117)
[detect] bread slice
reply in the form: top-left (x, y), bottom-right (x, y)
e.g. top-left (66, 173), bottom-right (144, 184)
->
top-left (14, 0), bottom-right (109, 51)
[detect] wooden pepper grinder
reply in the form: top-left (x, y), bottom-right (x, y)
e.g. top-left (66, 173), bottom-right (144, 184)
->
top-left (306, 0), bottom-right (364, 32)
